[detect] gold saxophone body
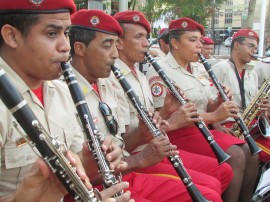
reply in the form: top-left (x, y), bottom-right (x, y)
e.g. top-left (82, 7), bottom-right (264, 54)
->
top-left (232, 76), bottom-right (270, 139)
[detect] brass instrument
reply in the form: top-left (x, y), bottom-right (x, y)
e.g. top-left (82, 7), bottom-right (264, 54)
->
top-left (199, 53), bottom-right (261, 155)
top-left (232, 76), bottom-right (270, 139)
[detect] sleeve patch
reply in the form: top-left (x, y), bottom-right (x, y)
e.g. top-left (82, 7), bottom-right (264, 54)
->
top-left (151, 83), bottom-right (163, 97)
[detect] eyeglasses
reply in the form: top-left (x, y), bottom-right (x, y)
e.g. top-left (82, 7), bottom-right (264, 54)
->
top-left (99, 102), bottom-right (119, 135)
top-left (240, 43), bottom-right (258, 52)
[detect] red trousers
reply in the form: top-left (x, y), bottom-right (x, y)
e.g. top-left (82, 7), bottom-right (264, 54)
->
top-left (123, 172), bottom-right (222, 202)
top-left (255, 136), bottom-right (270, 162)
top-left (136, 150), bottom-right (233, 194)
top-left (168, 126), bottom-right (245, 159)
top-left (64, 170), bottom-right (223, 202)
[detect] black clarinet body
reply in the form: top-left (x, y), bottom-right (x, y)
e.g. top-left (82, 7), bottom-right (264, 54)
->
top-left (145, 52), bottom-right (230, 164)
top-left (198, 53), bottom-right (261, 155)
top-left (111, 65), bottom-right (210, 202)
top-left (0, 69), bottom-right (99, 202)
top-left (61, 63), bottom-right (122, 196)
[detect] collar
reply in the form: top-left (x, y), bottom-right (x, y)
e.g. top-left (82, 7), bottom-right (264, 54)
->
top-left (164, 52), bottom-right (200, 76)
top-left (68, 61), bottom-right (106, 98)
top-left (228, 59), bottom-right (254, 71)
top-left (115, 58), bottom-right (141, 77)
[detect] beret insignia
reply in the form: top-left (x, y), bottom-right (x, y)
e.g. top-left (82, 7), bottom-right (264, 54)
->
top-left (133, 15), bottom-right (140, 22)
top-left (90, 16), bottom-right (100, 26)
top-left (181, 21), bottom-right (188, 28)
top-left (29, 0), bottom-right (44, 6)
top-left (248, 31), bottom-right (254, 36)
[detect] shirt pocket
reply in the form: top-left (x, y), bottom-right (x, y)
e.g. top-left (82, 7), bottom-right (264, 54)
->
top-left (4, 129), bottom-right (37, 169)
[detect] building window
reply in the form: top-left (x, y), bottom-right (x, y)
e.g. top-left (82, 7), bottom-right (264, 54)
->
top-left (225, 0), bottom-right (233, 5)
top-left (225, 9), bottom-right (233, 24)
top-left (215, 10), bottom-right (219, 24)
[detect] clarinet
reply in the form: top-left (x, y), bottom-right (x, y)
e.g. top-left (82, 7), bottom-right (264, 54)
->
top-left (145, 52), bottom-right (231, 164)
top-left (61, 63), bottom-right (123, 196)
top-left (111, 65), bottom-right (210, 202)
top-left (0, 68), bottom-right (100, 202)
top-left (198, 53), bottom-right (262, 155)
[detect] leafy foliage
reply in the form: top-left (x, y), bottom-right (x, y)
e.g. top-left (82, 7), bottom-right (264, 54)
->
top-left (139, 0), bottom-right (226, 26)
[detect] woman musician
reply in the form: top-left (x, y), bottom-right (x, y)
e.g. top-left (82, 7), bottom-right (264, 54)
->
top-left (146, 18), bottom-right (259, 202)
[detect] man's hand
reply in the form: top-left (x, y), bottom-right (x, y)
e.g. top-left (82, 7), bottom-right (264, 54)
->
top-left (212, 101), bottom-right (239, 122)
top-left (159, 88), bottom-right (188, 119)
top-left (258, 98), bottom-right (270, 114)
top-left (135, 136), bottom-right (178, 168)
top-left (212, 122), bottom-right (236, 136)
top-left (2, 151), bottom-right (92, 202)
top-left (101, 182), bottom-right (134, 202)
top-left (163, 103), bottom-right (202, 131)
top-left (137, 110), bottom-right (167, 145)
top-left (216, 84), bottom-right (233, 104)
top-left (82, 136), bottom-right (126, 183)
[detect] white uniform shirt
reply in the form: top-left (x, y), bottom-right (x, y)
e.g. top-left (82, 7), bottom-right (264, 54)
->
top-left (212, 59), bottom-right (258, 112)
top-left (146, 52), bottom-right (214, 113)
top-left (0, 57), bottom-right (83, 196)
top-left (113, 59), bottom-right (154, 129)
top-left (71, 65), bottom-right (129, 148)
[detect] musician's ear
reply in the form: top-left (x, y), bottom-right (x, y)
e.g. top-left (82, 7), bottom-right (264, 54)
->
top-left (1, 25), bottom-right (21, 48)
top-left (116, 38), bottom-right (123, 50)
top-left (234, 41), bottom-right (241, 50)
top-left (73, 42), bottom-right (86, 56)
top-left (171, 38), bottom-right (179, 49)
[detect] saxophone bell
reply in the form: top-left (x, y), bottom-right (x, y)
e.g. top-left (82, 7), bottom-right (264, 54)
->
top-left (249, 116), bottom-right (270, 139)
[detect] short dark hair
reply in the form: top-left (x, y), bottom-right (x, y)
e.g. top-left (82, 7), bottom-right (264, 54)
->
top-left (231, 37), bottom-right (246, 52)
top-left (158, 32), bottom-right (169, 47)
top-left (69, 27), bottom-right (96, 56)
top-left (168, 30), bottom-right (185, 49)
top-left (0, 14), bottom-right (40, 48)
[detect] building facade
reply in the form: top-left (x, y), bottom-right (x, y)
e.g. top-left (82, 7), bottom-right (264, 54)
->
top-left (208, 0), bottom-right (269, 43)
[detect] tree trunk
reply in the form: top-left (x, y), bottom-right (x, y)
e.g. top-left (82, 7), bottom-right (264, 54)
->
top-left (264, 1), bottom-right (270, 52)
top-left (243, 0), bottom-right (257, 28)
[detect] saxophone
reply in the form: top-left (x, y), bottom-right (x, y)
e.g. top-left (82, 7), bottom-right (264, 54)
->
top-left (232, 76), bottom-right (270, 139)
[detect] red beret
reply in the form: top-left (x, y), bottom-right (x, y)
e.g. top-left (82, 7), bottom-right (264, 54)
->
top-left (0, 0), bottom-right (76, 14)
top-left (159, 28), bottom-right (168, 35)
top-left (232, 29), bottom-right (259, 42)
top-left (114, 10), bottom-right (151, 34)
top-left (169, 17), bottom-right (205, 35)
top-left (201, 37), bottom-right (214, 45)
top-left (71, 9), bottom-right (123, 37)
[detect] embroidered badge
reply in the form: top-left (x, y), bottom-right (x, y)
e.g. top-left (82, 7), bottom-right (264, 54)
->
top-left (133, 15), bottom-right (140, 22)
top-left (16, 136), bottom-right (30, 147)
top-left (82, 86), bottom-right (89, 95)
top-left (90, 16), bottom-right (100, 26)
top-left (181, 21), bottom-right (188, 28)
top-left (120, 68), bottom-right (127, 76)
top-left (29, 0), bottom-right (44, 6)
top-left (151, 83), bottom-right (163, 97)
top-left (248, 31), bottom-right (254, 36)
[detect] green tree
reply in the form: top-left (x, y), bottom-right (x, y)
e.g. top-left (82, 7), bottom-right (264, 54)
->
top-left (74, 0), bottom-right (88, 10)
top-left (138, 0), bottom-right (226, 27)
